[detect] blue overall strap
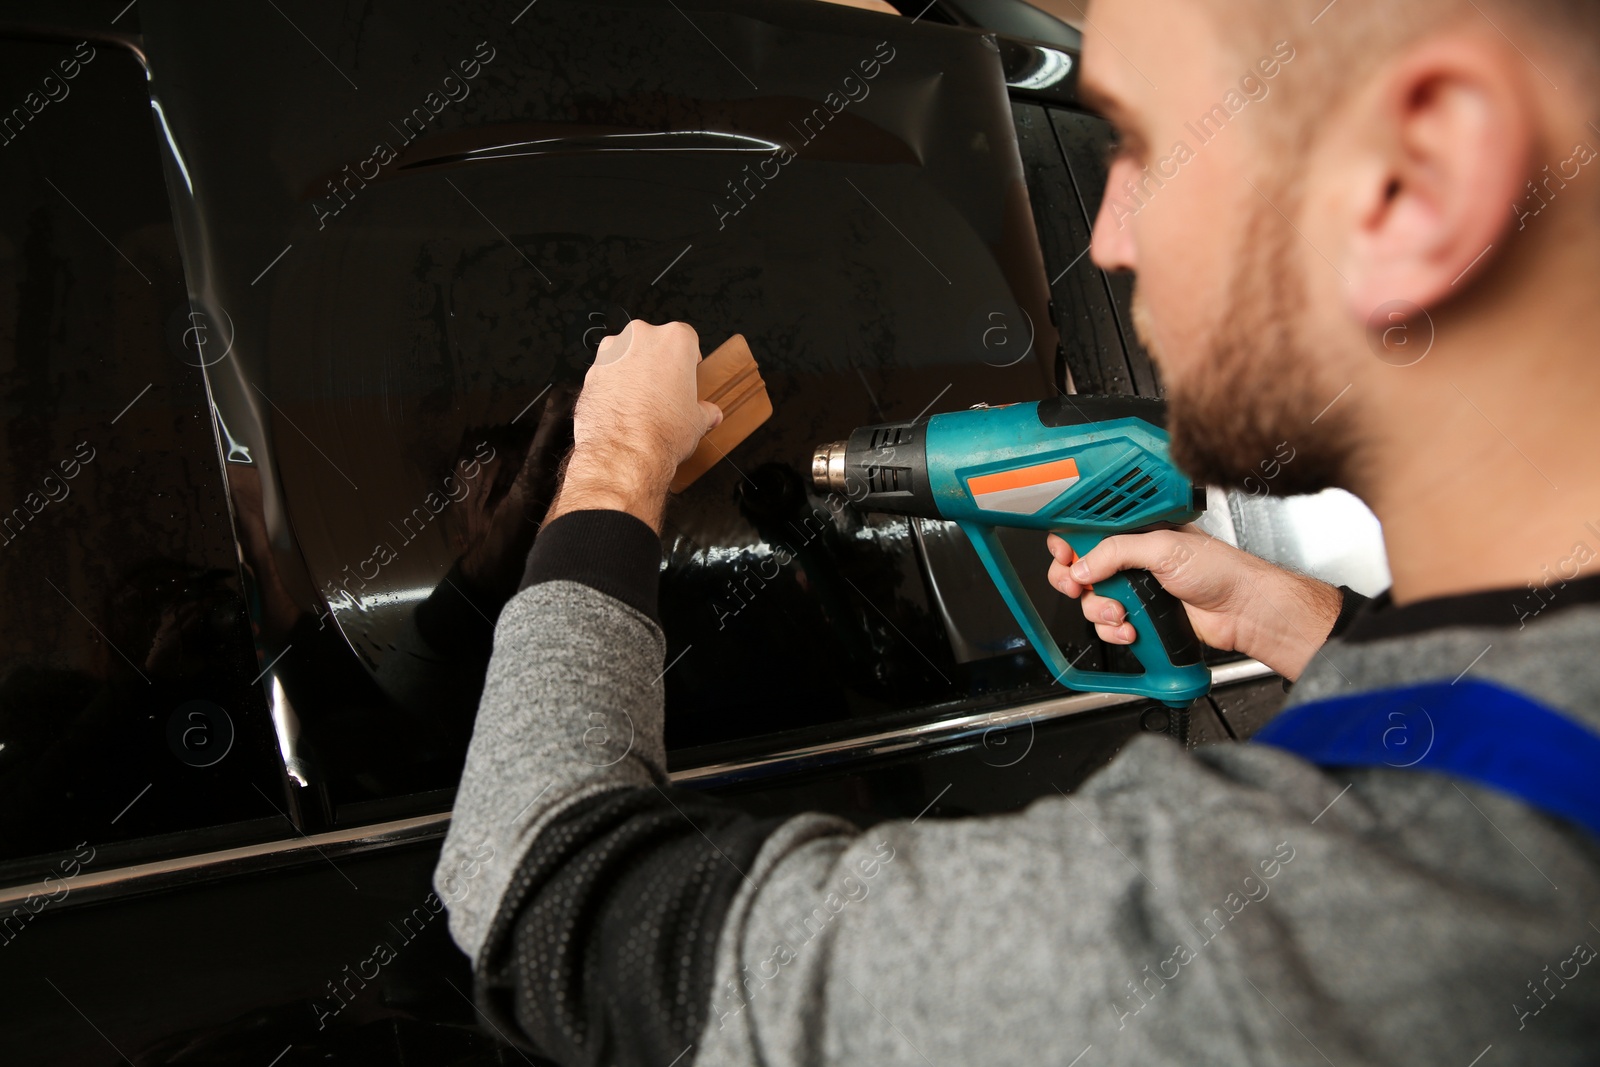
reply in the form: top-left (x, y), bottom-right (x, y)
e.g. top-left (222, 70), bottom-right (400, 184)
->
top-left (1253, 679), bottom-right (1600, 839)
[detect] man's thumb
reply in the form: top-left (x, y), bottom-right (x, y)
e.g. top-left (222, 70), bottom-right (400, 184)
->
top-left (699, 400), bottom-right (724, 434)
top-left (1068, 535), bottom-right (1132, 585)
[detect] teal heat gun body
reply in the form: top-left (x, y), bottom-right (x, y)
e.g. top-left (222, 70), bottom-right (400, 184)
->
top-left (812, 395), bottom-right (1210, 707)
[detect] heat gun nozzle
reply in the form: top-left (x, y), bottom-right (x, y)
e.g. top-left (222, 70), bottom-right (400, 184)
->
top-left (811, 441), bottom-right (849, 493)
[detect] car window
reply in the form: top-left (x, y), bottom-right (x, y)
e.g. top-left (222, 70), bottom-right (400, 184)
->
top-left (0, 37), bottom-right (286, 877)
top-left (135, 0), bottom-right (1088, 820)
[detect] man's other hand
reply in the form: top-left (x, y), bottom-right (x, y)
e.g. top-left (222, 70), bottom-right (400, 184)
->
top-left (1047, 526), bottom-right (1343, 682)
top-left (548, 320), bottom-right (723, 533)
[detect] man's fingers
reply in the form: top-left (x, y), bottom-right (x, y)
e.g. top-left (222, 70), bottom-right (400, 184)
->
top-left (665, 319), bottom-right (699, 349)
top-left (1047, 535), bottom-right (1082, 597)
top-left (1048, 558), bottom-right (1085, 598)
top-left (595, 321), bottom-right (635, 366)
top-left (1094, 620), bottom-right (1137, 644)
top-left (699, 400), bottom-right (724, 434)
top-left (1067, 535), bottom-right (1127, 584)
top-left (1082, 593), bottom-right (1125, 625)
top-left (1048, 533), bottom-right (1148, 642)
top-left (1067, 532), bottom-right (1182, 585)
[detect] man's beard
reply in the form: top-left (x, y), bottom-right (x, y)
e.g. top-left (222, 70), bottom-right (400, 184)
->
top-left (1133, 192), bottom-right (1355, 496)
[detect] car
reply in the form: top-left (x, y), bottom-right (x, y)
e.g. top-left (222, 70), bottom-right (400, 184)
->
top-left (0, 0), bottom-right (1387, 1061)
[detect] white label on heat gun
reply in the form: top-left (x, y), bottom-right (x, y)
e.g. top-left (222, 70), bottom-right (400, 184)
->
top-left (966, 458), bottom-right (1081, 514)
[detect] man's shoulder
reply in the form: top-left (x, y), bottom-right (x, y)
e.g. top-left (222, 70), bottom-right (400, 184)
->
top-left (1294, 596), bottom-right (1600, 731)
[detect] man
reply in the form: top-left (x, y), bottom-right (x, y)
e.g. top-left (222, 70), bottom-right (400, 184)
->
top-left (435, 0), bottom-right (1600, 1062)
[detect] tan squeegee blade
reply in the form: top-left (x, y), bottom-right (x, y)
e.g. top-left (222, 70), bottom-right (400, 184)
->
top-left (671, 333), bottom-right (772, 493)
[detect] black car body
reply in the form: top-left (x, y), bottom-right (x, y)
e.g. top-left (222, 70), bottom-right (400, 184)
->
top-left (0, 1), bottom-right (1385, 1061)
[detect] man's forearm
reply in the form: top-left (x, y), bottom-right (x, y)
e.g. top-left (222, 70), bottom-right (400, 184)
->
top-left (435, 509), bottom-right (671, 961)
top-left (547, 445), bottom-right (674, 534)
top-left (435, 507), bottom-right (815, 1065)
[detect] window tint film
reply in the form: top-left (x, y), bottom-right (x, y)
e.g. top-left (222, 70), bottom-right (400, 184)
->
top-left (139, 0), bottom-right (1074, 817)
top-left (0, 38), bottom-right (284, 872)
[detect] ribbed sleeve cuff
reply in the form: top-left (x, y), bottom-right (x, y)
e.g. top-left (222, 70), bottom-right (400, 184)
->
top-left (1328, 585), bottom-right (1370, 641)
top-left (518, 509), bottom-right (663, 625)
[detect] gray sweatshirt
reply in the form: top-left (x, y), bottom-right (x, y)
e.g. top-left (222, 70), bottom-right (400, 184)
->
top-left (436, 509), bottom-right (1600, 1066)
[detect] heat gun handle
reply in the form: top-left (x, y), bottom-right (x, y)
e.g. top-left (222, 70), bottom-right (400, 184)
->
top-left (957, 523), bottom-right (1211, 708)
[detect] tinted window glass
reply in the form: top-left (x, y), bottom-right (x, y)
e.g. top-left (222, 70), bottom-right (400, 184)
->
top-left (140, 0), bottom-right (1081, 817)
top-left (0, 38), bottom-right (283, 869)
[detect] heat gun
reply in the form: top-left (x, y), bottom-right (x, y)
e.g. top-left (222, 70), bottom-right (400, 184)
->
top-left (811, 395), bottom-right (1210, 707)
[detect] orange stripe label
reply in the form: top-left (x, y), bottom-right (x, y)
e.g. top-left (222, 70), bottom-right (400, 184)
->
top-left (967, 457), bottom-right (1080, 496)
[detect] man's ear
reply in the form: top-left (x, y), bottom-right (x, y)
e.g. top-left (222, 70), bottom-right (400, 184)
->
top-left (1342, 32), bottom-right (1535, 320)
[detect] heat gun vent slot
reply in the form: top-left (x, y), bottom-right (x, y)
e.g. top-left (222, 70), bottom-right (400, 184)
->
top-left (1079, 467), bottom-right (1159, 521)
top-left (867, 465), bottom-right (912, 494)
top-left (869, 425), bottom-right (915, 452)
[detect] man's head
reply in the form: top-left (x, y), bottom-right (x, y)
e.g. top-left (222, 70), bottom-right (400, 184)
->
top-left (1079, 0), bottom-right (1600, 498)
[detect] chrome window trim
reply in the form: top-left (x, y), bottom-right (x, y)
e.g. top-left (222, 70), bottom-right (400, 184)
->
top-left (0, 812), bottom-right (451, 910)
top-left (670, 658), bottom-right (1276, 785)
top-left (0, 658), bottom-right (1276, 907)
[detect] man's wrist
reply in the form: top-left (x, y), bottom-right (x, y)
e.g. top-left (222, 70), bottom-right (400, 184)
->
top-left (1239, 571), bottom-right (1345, 683)
top-left (548, 446), bottom-right (673, 533)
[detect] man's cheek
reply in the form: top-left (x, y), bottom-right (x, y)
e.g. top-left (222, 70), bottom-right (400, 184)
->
top-left (1131, 267), bottom-right (1209, 379)
top-left (1129, 290), bottom-right (1162, 356)
top-left (1151, 167), bottom-right (1237, 342)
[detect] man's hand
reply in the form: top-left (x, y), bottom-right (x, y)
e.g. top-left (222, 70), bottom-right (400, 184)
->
top-left (1047, 526), bottom-right (1344, 682)
top-left (547, 320), bottom-right (723, 533)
